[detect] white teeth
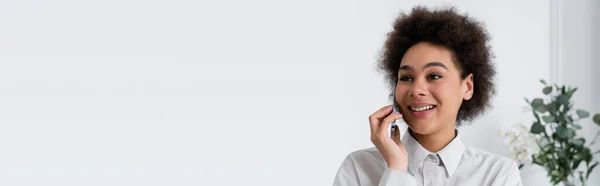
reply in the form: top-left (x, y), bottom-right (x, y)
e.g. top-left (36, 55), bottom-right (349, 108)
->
top-left (410, 105), bottom-right (435, 112)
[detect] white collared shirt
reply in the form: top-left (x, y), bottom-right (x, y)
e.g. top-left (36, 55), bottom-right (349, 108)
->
top-left (333, 130), bottom-right (522, 186)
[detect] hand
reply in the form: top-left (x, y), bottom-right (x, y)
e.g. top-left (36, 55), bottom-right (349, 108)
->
top-left (368, 105), bottom-right (408, 172)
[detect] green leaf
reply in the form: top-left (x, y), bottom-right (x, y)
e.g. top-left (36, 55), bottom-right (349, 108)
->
top-left (531, 122), bottom-right (545, 134)
top-left (573, 159), bottom-right (583, 169)
top-left (568, 87), bottom-right (578, 96)
top-left (542, 115), bottom-right (556, 123)
top-left (568, 128), bottom-right (576, 138)
top-left (573, 138), bottom-right (585, 147)
top-left (577, 109), bottom-right (590, 119)
top-left (547, 102), bottom-right (558, 113)
top-left (556, 150), bottom-right (565, 159)
top-left (540, 79), bottom-right (547, 85)
top-left (533, 154), bottom-right (546, 165)
top-left (572, 123), bottom-right (582, 129)
top-left (583, 149), bottom-right (593, 163)
top-left (557, 126), bottom-right (569, 139)
top-left (543, 86), bottom-right (552, 95)
top-left (551, 170), bottom-right (560, 177)
top-left (535, 104), bottom-right (548, 113)
top-left (531, 98), bottom-right (544, 108)
top-left (533, 157), bottom-right (542, 165)
top-left (557, 94), bottom-right (570, 103)
top-left (552, 179), bottom-right (560, 185)
top-left (593, 114), bottom-right (600, 125)
top-left (565, 115), bottom-right (574, 123)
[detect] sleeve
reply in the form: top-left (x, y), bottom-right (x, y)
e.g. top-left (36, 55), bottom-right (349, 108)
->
top-left (505, 162), bottom-right (523, 186)
top-left (333, 154), bottom-right (360, 186)
top-left (495, 161), bottom-right (523, 186)
top-left (333, 153), bottom-right (417, 186)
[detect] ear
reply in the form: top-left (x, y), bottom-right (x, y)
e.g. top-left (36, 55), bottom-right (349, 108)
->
top-left (462, 73), bottom-right (474, 100)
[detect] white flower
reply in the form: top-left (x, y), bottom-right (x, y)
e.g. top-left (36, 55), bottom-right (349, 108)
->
top-left (499, 123), bottom-right (540, 166)
top-left (518, 151), bottom-right (533, 165)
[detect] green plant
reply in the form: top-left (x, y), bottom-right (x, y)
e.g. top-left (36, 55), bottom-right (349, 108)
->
top-left (524, 80), bottom-right (600, 186)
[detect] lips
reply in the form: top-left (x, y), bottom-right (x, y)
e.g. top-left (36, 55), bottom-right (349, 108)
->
top-left (407, 104), bottom-right (437, 112)
top-left (408, 105), bottom-right (436, 112)
top-left (405, 104), bottom-right (437, 119)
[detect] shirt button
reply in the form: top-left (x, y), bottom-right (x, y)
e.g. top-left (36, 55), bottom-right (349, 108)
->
top-left (427, 154), bottom-right (439, 164)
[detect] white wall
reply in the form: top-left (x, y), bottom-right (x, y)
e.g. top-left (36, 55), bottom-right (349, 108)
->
top-left (0, 0), bottom-right (583, 185)
top-left (559, 0), bottom-right (600, 185)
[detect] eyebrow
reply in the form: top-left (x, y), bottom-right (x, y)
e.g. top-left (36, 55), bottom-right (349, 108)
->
top-left (399, 62), bottom-right (448, 71)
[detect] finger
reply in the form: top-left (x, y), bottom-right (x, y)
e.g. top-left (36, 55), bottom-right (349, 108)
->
top-left (377, 113), bottom-right (403, 136)
top-left (369, 105), bottom-right (393, 124)
top-left (369, 105), bottom-right (393, 134)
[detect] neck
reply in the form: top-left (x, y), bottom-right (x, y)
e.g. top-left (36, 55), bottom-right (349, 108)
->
top-left (410, 124), bottom-right (456, 152)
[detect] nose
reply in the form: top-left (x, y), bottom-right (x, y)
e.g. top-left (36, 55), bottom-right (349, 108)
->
top-left (408, 79), bottom-right (427, 97)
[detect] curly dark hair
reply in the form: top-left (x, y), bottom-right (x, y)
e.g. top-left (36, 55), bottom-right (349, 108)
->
top-left (377, 6), bottom-right (496, 125)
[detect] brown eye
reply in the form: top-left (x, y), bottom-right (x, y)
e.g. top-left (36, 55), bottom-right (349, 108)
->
top-left (428, 74), bottom-right (442, 80)
top-left (399, 76), bottom-right (412, 82)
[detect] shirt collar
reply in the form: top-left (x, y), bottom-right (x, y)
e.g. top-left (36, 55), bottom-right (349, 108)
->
top-left (401, 129), bottom-right (466, 177)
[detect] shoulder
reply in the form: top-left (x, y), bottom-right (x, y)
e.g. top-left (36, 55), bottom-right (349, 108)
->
top-left (341, 147), bottom-right (387, 169)
top-left (461, 147), bottom-right (519, 171)
top-left (348, 147), bottom-right (381, 158)
top-left (463, 147), bottom-right (516, 163)
top-left (335, 147), bottom-right (390, 185)
top-left (458, 147), bottom-right (522, 184)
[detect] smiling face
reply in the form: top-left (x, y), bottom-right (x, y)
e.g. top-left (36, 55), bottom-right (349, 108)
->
top-left (395, 42), bottom-right (474, 136)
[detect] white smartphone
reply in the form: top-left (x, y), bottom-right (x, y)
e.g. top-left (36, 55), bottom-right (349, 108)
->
top-left (387, 85), bottom-right (404, 138)
top-left (387, 82), bottom-right (409, 139)
top-left (387, 106), bottom-right (399, 138)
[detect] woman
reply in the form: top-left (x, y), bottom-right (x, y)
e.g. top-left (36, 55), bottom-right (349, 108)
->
top-left (333, 6), bottom-right (522, 186)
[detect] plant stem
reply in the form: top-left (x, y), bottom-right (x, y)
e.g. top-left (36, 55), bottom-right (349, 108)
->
top-left (589, 130), bottom-right (600, 146)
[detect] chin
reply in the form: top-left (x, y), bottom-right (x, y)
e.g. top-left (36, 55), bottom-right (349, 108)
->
top-left (406, 120), bottom-right (440, 135)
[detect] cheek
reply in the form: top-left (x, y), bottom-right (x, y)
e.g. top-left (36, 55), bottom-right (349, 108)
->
top-left (395, 89), bottom-right (407, 103)
top-left (431, 84), bottom-right (463, 108)
top-left (395, 86), bottom-right (410, 100)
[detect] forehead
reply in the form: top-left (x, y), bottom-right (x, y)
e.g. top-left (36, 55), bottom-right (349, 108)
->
top-left (400, 42), bottom-right (456, 69)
